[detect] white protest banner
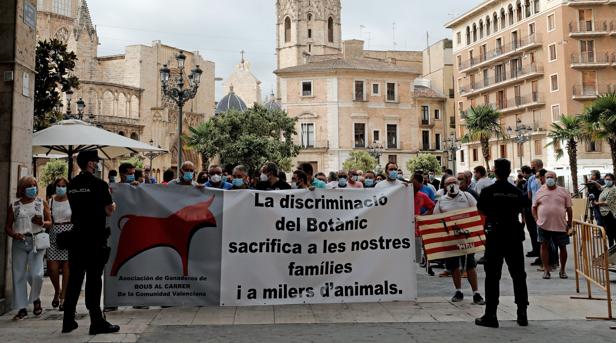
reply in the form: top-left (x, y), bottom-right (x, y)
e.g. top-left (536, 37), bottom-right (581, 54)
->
top-left (220, 186), bottom-right (416, 306)
top-left (104, 184), bottom-right (224, 307)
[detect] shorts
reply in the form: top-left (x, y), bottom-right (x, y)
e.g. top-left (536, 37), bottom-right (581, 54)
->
top-left (537, 227), bottom-right (570, 246)
top-left (445, 254), bottom-right (476, 271)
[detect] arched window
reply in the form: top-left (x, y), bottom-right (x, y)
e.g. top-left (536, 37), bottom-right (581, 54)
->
top-left (284, 17), bottom-right (291, 43)
top-left (118, 131), bottom-right (125, 137)
top-left (500, 9), bottom-right (506, 29)
top-left (466, 26), bottom-right (471, 45)
top-left (493, 13), bottom-right (498, 32)
top-left (479, 20), bottom-right (484, 39)
top-left (525, 0), bottom-right (531, 17)
top-left (486, 17), bottom-right (491, 35)
top-left (516, 1), bottom-right (522, 22)
top-left (328, 17), bottom-right (334, 43)
top-left (130, 133), bottom-right (139, 141)
top-left (472, 23), bottom-right (477, 42)
top-left (508, 5), bottom-right (514, 25)
top-left (307, 13), bottom-right (312, 21)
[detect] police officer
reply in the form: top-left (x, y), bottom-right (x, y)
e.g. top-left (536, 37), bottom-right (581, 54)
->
top-left (475, 158), bottom-right (529, 329)
top-left (62, 151), bottom-right (120, 335)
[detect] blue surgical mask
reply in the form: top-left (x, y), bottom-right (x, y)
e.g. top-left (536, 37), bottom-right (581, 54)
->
top-left (546, 178), bottom-right (556, 187)
top-left (351, 175), bottom-right (359, 182)
top-left (183, 171), bottom-right (194, 182)
top-left (232, 178), bottom-right (245, 187)
top-left (338, 178), bottom-right (348, 187)
top-left (55, 186), bottom-right (67, 196)
top-left (364, 179), bottom-right (374, 187)
top-left (125, 175), bottom-right (135, 183)
top-left (606, 180), bottom-right (614, 187)
top-left (388, 171), bottom-right (398, 180)
top-left (25, 186), bottom-right (38, 199)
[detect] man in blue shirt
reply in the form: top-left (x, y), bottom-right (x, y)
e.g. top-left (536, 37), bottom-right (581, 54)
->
top-left (205, 165), bottom-right (233, 190)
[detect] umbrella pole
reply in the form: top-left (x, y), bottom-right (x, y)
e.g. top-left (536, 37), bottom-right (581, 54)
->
top-left (68, 145), bottom-right (74, 181)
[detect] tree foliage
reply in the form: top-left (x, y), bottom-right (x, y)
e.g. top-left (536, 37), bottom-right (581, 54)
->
top-left (187, 105), bottom-right (300, 174)
top-left (461, 105), bottom-right (506, 171)
top-left (406, 154), bottom-right (441, 174)
top-left (583, 92), bottom-right (616, 175)
top-left (342, 151), bottom-right (377, 172)
top-left (34, 39), bottom-right (79, 131)
top-left (547, 115), bottom-right (586, 196)
top-left (120, 156), bottom-right (145, 169)
top-left (40, 159), bottom-right (68, 187)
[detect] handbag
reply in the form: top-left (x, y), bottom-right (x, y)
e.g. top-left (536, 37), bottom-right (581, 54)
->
top-left (34, 232), bottom-right (51, 250)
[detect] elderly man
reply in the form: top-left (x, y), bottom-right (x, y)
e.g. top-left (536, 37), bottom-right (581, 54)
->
top-left (231, 165), bottom-right (250, 190)
top-left (169, 161), bottom-right (199, 186)
top-left (532, 171), bottom-right (573, 279)
top-left (457, 172), bottom-right (479, 200)
top-left (434, 176), bottom-right (485, 305)
top-left (205, 165), bottom-right (233, 190)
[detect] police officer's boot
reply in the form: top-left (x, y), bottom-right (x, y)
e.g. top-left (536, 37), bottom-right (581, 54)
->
top-left (475, 306), bottom-right (499, 328)
top-left (61, 318), bottom-right (78, 333)
top-left (516, 307), bottom-right (528, 327)
top-left (89, 310), bottom-right (120, 335)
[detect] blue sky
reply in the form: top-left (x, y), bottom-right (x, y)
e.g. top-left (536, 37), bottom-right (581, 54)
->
top-left (88, 0), bottom-right (484, 99)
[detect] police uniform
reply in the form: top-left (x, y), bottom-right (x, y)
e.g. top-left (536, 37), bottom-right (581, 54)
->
top-left (62, 151), bottom-right (119, 334)
top-left (477, 177), bottom-right (530, 324)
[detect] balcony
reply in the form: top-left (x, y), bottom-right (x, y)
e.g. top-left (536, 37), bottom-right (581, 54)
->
top-left (572, 84), bottom-right (616, 100)
top-left (420, 118), bottom-right (435, 128)
top-left (458, 34), bottom-right (542, 74)
top-left (571, 52), bottom-right (613, 69)
top-left (460, 64), bottom-right (544, 97)
top-left (568, 0), bottom-right (609, 6)
top-left (569, 21), bottom-right (610, 38)
top-left (299, 140), bottom-right (329, 151)
top-left (492, 93), bottom-right (545, 115)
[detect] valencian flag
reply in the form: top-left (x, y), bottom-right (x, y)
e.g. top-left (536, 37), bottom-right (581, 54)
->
top-left (417, 207), bottom-right (485, 261)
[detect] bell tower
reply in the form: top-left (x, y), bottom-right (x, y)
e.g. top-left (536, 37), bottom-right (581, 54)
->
top-left (276, 0), bottom-right (342, 70)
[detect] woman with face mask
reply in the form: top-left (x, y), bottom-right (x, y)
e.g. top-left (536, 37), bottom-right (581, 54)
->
top-left (5, 176), bottom-right (52, 320)
top-left (47, 177), bottom-right (72, 311)
top-left (594, 173), bottom-right (616, 246)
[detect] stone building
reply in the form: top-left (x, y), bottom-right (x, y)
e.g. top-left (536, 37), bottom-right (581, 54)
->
top-left (275, 0), bottom-right (449, 173)
top-left (447, 0), bottom-right (614, 184)
top-left (222, 54), bottom-right (262, 107)
top-left (35, 0), bottom-right (216, 177)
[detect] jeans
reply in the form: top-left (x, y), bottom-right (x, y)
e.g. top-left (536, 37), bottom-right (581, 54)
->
top-left (11, 237), bottom-right (45, 310)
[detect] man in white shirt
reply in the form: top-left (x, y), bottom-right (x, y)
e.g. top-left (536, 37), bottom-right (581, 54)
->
top-left (474, 166), bottom-right (494, 195)
top-left (375, 162), bottom-right (405, 189)
top-left (434, 176), bottom-right (485, 305)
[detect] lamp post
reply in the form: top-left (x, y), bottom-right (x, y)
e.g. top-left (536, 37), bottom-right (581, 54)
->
top-left (76, 97), bottom-right (86, 120)
top-left (507, 118), bottom-right (533, 169)
top-left (444, 133), bottom-right (461, 174)
top-left (159, 51), bottom-right (203, 169)
top-left (367, 141), bottom-right (384, 170)
top-left (64, 89), bottom-right (73, 119)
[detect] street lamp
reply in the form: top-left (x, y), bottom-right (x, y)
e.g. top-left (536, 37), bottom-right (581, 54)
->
top-left (160, 51), bottom-right (203, 169)
top-left (507, 118), bottom-right (533, 168)
top-left (76, 97), bottom-right (86, 119)
top-left (64, 89), bottom-right (73, 118)
top-left (367, 141), bottom-right (384, 171)
top-left (444, 133), bottom-right (461, 173)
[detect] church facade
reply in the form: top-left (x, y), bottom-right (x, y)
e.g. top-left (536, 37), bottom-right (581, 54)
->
top-left (275, 0), bottom-right (451, 173)
top-left (35, 0), bottom-right (216, 178)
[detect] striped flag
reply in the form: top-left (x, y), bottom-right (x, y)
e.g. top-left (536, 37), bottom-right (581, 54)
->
top-left (417, 207), bottom-right (485, 261)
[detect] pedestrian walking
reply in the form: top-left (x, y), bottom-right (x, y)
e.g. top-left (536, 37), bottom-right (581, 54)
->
top-left (47, 176), bottom-right (72, 311)
top-left (594, 173), bottom-right (616, 247)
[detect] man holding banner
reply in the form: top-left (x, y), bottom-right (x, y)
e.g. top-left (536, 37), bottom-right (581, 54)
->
top-left (475, 159), bottom-right (529, 329)
top-left (433, 176), bottom-right (485, 305)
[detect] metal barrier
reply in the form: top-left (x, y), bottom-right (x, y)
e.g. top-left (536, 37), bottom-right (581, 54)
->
top-left (571, 220), bottom-right (613, 320)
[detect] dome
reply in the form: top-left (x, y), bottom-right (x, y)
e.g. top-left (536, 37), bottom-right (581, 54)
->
top-left (264, 98), bottom-right (282, 111)
top-left (215, 87), bottom-right (247, 115)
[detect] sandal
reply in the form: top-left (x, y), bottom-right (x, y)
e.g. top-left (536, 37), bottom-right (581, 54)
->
top-left (559, 271), bottom-right (568, 279)
top-left (52, 294), bottom-right (60, 308)
top-left (12, 309), bottom-right (27, 321)
top-left (33, 299), bottom-right (43, 316)
top-left (542, 272), bottom-right (551, 279)
top-left (59, 298), bottom-right (64, 312)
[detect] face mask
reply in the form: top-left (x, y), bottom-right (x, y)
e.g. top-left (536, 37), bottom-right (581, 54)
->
top-left (606, 180), bottom-right (614, 187)
top-left (55, 186), bottom-right (67, 196)
top-left (183, 171), bottom-right (194, 182)
top-left (210, 174), bottom-right (222, 183)
top-left (448, 184), bottom-right (460, 196)
top-left (388, 171), bottom-right (398, 180)
top-left (351, 175), bottom-right (359, 182)
top-left (546, 178), bottom-right (556, 187)
top-left (429, 175), bottom-right (435, 182)
top-left (338, 178), bottom-right (348, 187)
top-left (25, 186), bottom-right (38, 199)
top-left (260, 173), bottom-right (269, 182)
top-left (125, 175), bottom-right (135, 183)
top-left (291, 182), bottom-right (298, 189)
top-left (232, 178), bottom-right (244, 187)
top-left (364, 179), bottom-right (374, 187)
top-left (109, 176), bottom-right (116, 183)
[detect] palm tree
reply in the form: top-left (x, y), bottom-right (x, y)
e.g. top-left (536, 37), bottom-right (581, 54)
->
top-left (583, 92), bottom-right (616, 175)
top-left (461, 105), bottom-right (506, 171)
top-left (547, 115), bottom-right (586, 197)
top-left (186, 123), bottom-right (210, 171)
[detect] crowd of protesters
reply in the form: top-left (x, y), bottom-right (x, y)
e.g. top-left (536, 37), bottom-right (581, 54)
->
top-left (6, 154), bottom-right (615, 332)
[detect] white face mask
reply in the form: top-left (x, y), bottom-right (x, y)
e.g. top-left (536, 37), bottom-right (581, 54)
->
top-left (448, 184), bottom-right (460, 196)
top-left (210, 174), bottom-right (222, 183)
top-left (260, 173), bottom-right (269, 182)
top-left (291, 182), bottom-right (298, 189)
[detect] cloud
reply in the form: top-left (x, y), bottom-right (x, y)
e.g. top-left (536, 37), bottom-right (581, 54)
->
top-left (87, 0), bottom-right (483, 100)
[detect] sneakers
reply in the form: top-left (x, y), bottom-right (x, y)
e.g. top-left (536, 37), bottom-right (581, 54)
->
top-left (473, 293), bottom-right (486, 305)
top-left (451, 291), bottom-right (464, 302)
top-left (89, 320), bottom-right (120, 335)
top-left (475, 314), bottom-right (499, 328)
top-left (517, 308), bottom-right (528, 326)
